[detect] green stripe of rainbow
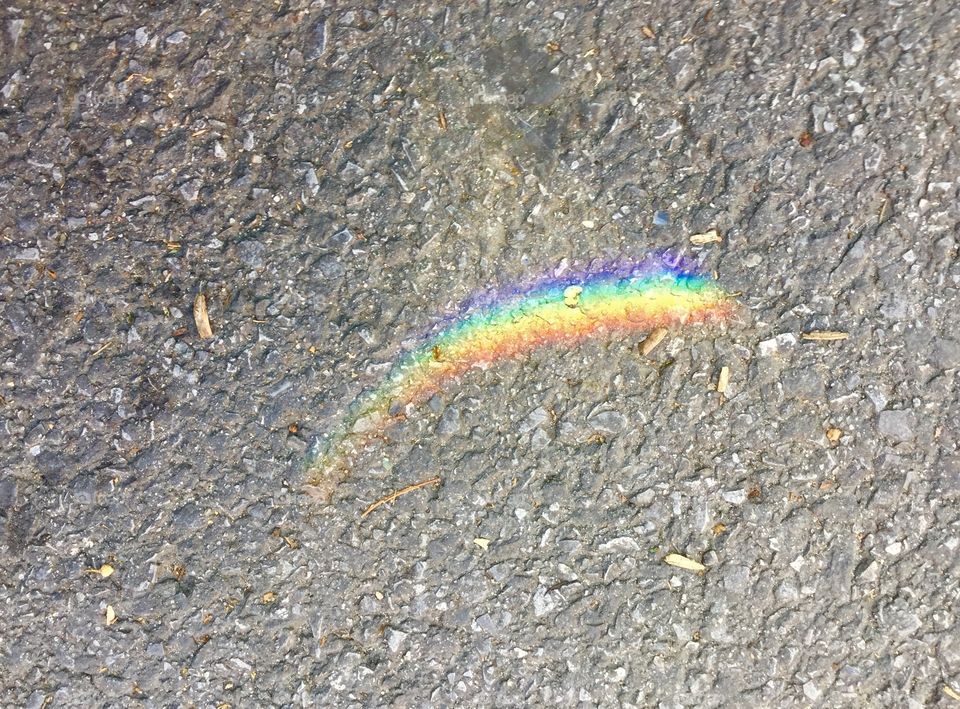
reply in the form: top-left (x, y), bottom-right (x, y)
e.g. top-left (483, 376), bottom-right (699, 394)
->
top-left (306, 256), bottom-right (733, 495)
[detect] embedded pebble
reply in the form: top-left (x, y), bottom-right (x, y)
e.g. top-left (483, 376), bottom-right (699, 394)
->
top-left (877, 410), bottom-right (916, 442)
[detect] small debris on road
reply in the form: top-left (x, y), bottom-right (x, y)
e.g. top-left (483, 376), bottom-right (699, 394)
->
top-left (640, 327), bottom-right (668, 356)
top-left (801, 330), bottom-right (848, 341)
top-left (194, 294), bottom-right (214, 339)
top-left (664, 553), bottom-right (706, 573)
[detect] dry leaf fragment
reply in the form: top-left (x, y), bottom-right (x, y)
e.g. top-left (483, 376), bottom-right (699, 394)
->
top-left (641, 25), bottom-right (656, 38)
top-left (664, 553), bottom-right (706, 573)
top-left (801, 330), bottom-right (848, 341)
top-left (640, 327), bottom-right (668, 356)
top-left (473, 537), bottom-right (490, 550)
top-left (283, 535), bottom-right (300, 549)
top-left (437, 110), bottom-right (447, 130)
top-left (690, 228), bottom-right (722, 245)
top-left (105, 605), bottom-right (117, 625)
top-left (563, 285), bottom-right (583, 308)
top-left (86, 563), bottom-right (115, 578)
top-left (944, 685), bottom-right (960, 701)
top-left (717, 366), bottom-right (730, 394)
top-left (193, 293), bottom-right (214, 339)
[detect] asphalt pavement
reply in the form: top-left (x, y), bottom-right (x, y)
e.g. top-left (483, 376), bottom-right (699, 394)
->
top-left (1, 1), bottom-right (959, 706)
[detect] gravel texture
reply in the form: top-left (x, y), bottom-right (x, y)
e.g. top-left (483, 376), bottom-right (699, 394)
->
top-left (2, 1), bottom-right (959, 707)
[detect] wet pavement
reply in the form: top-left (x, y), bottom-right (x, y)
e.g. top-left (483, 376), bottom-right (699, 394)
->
top-left (2, 1), bottom-right (959, 706)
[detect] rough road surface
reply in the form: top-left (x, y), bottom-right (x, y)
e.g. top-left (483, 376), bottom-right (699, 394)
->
top-left (2, 1), bottom-right (959, 706)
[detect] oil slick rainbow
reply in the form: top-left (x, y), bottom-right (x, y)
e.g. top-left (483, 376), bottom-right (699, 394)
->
top-left (306, 253), bottom-right (733, 498)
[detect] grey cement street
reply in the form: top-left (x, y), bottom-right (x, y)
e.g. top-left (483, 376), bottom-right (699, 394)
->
top-left (1, 1), bottom-right (959, 706)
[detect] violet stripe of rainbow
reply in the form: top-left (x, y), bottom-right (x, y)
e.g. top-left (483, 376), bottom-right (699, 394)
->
top-left (307, 259), bottom-right (732, 481)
